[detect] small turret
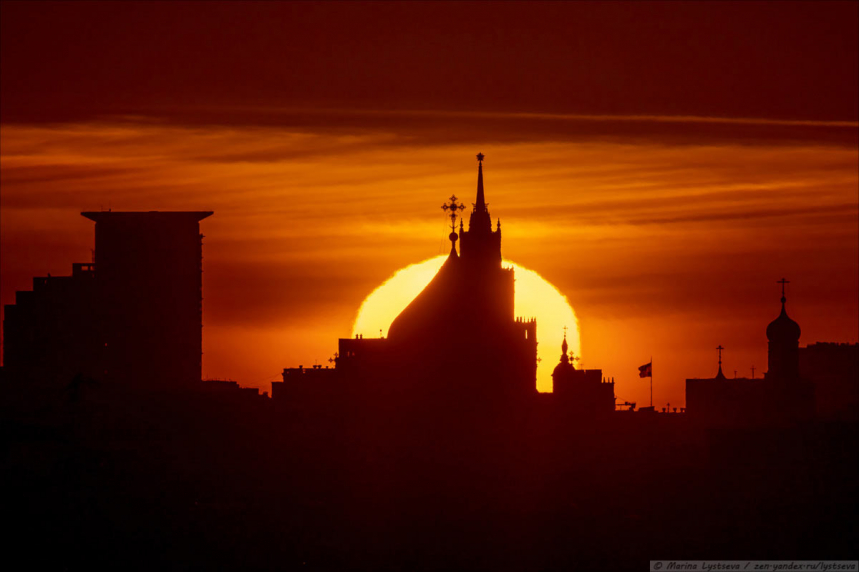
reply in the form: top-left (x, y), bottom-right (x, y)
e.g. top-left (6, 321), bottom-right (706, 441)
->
top-left (552, 328), bottom-right (575, 380)
top-left (766, 279), bottom-right (801, 343)
top-left (766, 278), bottom-right (801, 380)
top-left (715, 345), bottom-right (726, 380)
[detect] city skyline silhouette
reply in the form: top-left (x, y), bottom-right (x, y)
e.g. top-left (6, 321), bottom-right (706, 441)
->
top-left (1, 3), bottom-right (857, 570)
top-left (2, 3), bottom-right (858, 409)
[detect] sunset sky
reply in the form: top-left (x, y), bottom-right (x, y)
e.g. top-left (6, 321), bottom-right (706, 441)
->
top-left (2, 2), bottom-right (857, 407)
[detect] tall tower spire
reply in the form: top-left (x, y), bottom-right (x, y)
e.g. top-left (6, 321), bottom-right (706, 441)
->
top-left (475, 152), bottom-right (486, 212)
top-left (460, 152), bottom-right (501, 266)
top-left (468, 152), bottom-right (492, 234)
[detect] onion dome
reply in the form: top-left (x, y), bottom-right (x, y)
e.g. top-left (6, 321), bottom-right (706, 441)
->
top-left (766, 292), bottom-right (801, 343)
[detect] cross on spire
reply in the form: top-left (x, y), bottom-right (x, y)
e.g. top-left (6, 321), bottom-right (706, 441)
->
top-left (560, 327), bottom-right (570, 363)
top-left (714, 345), bottom-right (726, 379)
top-left (778, 277), bottom-right (790, 304)
top-left (441, 195), bottom-right (467, 250)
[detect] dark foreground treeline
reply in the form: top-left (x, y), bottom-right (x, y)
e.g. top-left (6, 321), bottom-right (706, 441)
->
top-left (2, 379), bottom-right (856, 571)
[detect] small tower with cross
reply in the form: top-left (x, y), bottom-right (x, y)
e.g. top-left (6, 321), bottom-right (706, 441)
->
top-left (766, 277), bottom-right (802, 380)
top-left (715, 344), bottom-right (727, 379)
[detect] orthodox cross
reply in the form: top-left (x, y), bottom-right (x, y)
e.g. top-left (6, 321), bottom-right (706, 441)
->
top-left (778, 278), bottom-right (790, 302)
top-left (441, 195), bottom-right (467, 233)
top-left (716, 345), bottom-right (724, 366)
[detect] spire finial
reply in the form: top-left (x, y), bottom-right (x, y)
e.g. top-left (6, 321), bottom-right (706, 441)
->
top-left (441, 194), bottom-right (466, 252)
top-left (560, 326), bottom-right (570, 363)
top-left (778, 277), bottom-right (789, 305)
top-left (715, 344), bottom-right (726, 379)
top-left (475, 153), bottom-right (486, 212)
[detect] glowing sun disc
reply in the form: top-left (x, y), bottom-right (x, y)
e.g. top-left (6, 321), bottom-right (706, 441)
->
top-left (352, 255), bottom-right (580, 393)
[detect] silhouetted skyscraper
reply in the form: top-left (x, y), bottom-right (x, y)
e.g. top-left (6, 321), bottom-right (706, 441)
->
top-left (277, 155), bottom-right (537, 405)
top-left (384, 154), bottom-right (535, 399)
top-left (3, 211), bottom-right (212, 389)
top-left (82, 211), bottom-right (212, 387)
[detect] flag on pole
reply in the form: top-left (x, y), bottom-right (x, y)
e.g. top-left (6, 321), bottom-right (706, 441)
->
top-left (638, 362), bottom-right (652, 378)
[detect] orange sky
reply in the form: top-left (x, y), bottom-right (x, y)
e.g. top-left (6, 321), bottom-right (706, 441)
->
top-left (2, 2), bottom-right (857, 407)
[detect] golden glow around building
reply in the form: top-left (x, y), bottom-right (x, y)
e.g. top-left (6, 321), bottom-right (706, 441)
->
top-left (352, 255), bottom-right (580, 392)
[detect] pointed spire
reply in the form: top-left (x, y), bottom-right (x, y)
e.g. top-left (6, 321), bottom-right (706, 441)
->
top-left (715, 345), bottom-right (726, 379)
top-left (475, 153), bottom-right (486, 213)
top-left (468, 152), bottom-right (493, 234)
top-left (560, 326), bottom-right (570, 364)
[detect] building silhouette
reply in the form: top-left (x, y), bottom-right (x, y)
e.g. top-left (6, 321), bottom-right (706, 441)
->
top-left (3, 263), bottom-right (101, 384)
top-left (276, 155), bottom-right (558, 407)
top-left (3, 211), bottom-right (212, 389)
top-left (551, 332), bottom-right (616, 414)
top-left (799, 342), bottom-right (859, 420)
top-left (686, 283), bottom-right (815, 425)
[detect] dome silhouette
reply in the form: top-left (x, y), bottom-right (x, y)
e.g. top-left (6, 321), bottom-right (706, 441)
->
top-left (766, 299), bottom-right (801, 343)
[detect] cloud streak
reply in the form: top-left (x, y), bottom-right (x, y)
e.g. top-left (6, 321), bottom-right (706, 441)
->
top-left (1, 119), bottom-right (856, 407)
